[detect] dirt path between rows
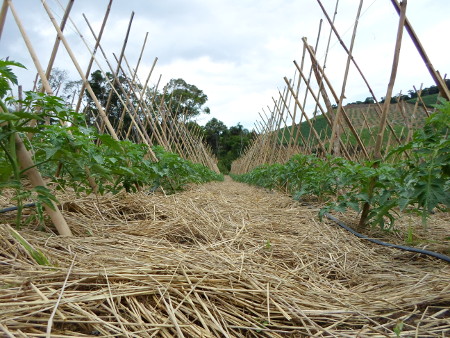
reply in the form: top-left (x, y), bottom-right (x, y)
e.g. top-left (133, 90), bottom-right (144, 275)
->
top-left (1, 178), bottom-right (449, 336)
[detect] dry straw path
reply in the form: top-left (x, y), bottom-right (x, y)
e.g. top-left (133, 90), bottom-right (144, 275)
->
top-left (1, 178), bottom-right (449, 337)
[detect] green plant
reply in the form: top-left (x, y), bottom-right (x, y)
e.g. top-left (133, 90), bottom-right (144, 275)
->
top-left (8, 225), bottom-right (51, 266)
top-left (234, 102), bottom-right (449, 231)
top-left (1, 61), bottom-right (223, 230)
top-left (393, 320), bottom-right (404, 337)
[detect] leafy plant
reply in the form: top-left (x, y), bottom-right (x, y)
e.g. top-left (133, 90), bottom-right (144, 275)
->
top-left (1, 61), bottom-right (223, 229)
top-left (233, 101), bottom-right (449, 231)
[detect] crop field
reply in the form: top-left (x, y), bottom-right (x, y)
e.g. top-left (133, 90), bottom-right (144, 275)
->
top-left (0, 1), bottom-right (449, 337)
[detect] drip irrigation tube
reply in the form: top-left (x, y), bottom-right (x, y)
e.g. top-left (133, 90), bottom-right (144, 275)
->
top-left (0, 203), bottom-right (36, 214)
top-left (324, 213), bottom-right (450, 263)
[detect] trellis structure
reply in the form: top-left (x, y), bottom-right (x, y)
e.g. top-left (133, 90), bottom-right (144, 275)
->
top-left (0, 0), bottom-right (220, 235)
top-left (231, 0), bottom-right (449, 175)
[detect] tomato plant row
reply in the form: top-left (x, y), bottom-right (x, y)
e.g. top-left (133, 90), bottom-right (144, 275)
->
top-left (232, 101), bottom-right (449, 230)
top-left (1, 60), bottom-right (223, 227)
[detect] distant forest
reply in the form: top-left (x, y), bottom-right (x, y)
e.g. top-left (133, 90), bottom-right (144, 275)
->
top-left (347, 79), bottom-right (450, 106)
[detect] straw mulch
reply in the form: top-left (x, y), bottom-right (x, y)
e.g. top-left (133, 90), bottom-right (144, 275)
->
top-left (1, 177), bottom-right (449, 337)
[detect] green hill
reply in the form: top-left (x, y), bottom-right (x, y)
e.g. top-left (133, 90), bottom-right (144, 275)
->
top-left (277, 100), bottom-right (429, 146)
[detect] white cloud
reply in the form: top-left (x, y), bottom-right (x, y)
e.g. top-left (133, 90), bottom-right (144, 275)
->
top-left (1, 0), bottom-right (449, 130)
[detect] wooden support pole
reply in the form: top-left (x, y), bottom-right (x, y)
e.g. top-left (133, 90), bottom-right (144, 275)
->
top-left (8, 0), bottom-right (53, 94)
top-left (15, 134), bottom-right (72, 236)
top-left (374, 0), bottom-right (407, 160)
top-left (75, 0), bottom-right (113, 114)
top-left (103, 12), bottom-right (134, 120)
top-left (390, 0), bottom-right (450, 100)
top-left (329, 0), bottom-right (363, 155)
top-left (44, 0), bottom-right (74, 91)
top-left (117, 34), bottom-right (149, 133)
top-left (284, 77), bottom-right (327, 155)
top-left (360, 0), bottom-right (407, 228)
top-left (316, 0), bottom-right (403, 147)
top-left (40, 0), bottom-right (118, 140)
top-left (0, 0), bottom-right (8, 40)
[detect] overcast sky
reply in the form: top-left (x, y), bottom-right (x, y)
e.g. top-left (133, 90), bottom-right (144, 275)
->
top-left (1, 0), bottom-right (449, 129)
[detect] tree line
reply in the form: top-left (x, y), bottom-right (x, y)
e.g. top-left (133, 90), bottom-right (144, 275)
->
top-left (347, 79), bottom-right (450, 106)
top-left (45, 68), bottom-right (254, 174)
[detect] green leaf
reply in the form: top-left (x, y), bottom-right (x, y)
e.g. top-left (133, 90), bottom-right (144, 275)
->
top-left (0, 112), bottom-right (20, 121)
top-left (8, 226), bottom-right (51, 266)
top-left (0, 60), bottom-right (26, 97)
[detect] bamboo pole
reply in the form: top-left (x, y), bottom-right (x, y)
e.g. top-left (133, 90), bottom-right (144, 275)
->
top-left (291, 62), bottom-right (352, 158)
top-left (7, 0), bottom-right (52, 94)
top-left (79, 17), bottom-right (157, 161)
top-left (292, 44), bottom-right (307, 147)
top-left (14, 134), bottom-right (72, 236)
top-left (277, 88), bottom-right (309, 151)
top-left (296, 54), bottom-right (369, 159)
top-left (44, 0), bottom-right (74, 91)
top-left (329, 0), bottom-right (363, 155)
top-left (284, 77), bottom-right (327, 155)
top-left (316, 0), bottom-right (402, 146)
top-left (300, 21), bottom-right (323, 116)
top-left (373, 0), bottom-right (407, 160)
top-left (102, 12), bottom-right (134, 127)
top-left (40, 0), bottom-right (118, 140)
top-left (74, 1), bottom-right (113, 114)
top-left (390, 0), bottom-right (450, 100)
top-left (359, 0), bottom-right (407, 228)
top-left (0, 0), bottom-right (8, 40)
top-left (117, 33), bottom-right (148, 133)
top-left (413, 85), bottom-right (430, 117)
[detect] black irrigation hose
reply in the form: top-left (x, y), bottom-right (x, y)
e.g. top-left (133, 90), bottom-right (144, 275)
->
top-left (0, 203), bottom-right (36, 214)
top-left (1, 202), bottom-right (449, 263)
top-left (324, 213), bottom-right (450, 263)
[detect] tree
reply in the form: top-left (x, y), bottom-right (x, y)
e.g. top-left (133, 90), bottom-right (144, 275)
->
top-left (204, 118), bottom-right (227, 155)
top-left (85, 70), bottom-right (134, 131)
top-left (364, 97), bottom-right (375, 104)
top-left (203, 118), bottom-right (255, 173)
top-left (161, 78), bottom-right (210, 119)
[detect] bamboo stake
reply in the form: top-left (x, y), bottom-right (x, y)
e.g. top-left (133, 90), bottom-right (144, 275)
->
top-left (284, 77), bottom-right (327, 155)
top-left (291, 62), bottom-right (352, 159)
top-left (300, 21), bottom-right (323, 116)
top-left (277, 88), bottom-right (309, 151)
top-left (14, 134), bottom-right (72, 236)
top-left (74, 1), bottom-right (113, 114)
top-left (390, 0), bottom-right (450, 100)
top-left (413, 85), bottom-right (430, 117)
top-left (316, 0), bottom-right (402, 146)
top-left (296, 54), bottom-right (369, 159)
top-left (111, 53), bottom-right (154, 144)
top-left (360, 0), bottom-right (407, 228)
top-left (40, 0), bottom-right (118, 140)
top-left (0, 0), bottom-right (8, 40)
top-left (373, 0), bottom-right (407, 160)
top-left (329, 0), bottom-right (363, 155)
top-left (8, 0), bottom-right (52, 94)
top-left (292, 44), bottom-right (307, 147)
top-left (102, 12), bottom-right (134, 128)
top-left (44, 0), bottom-right (74, 92)
top-left (82, 14), bottom-right (157, 146)
top-left (117, 33), bottom-right (149, 133)
top-left (79, 17), bottom-right (157, 161)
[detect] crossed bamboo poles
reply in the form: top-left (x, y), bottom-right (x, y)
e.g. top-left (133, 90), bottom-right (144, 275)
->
top-left (1, 0), bottom-right (447, 235)
top-left (231, 0), bottom-right (447, 175)
top-left (0, 0), bottom-right (219, 236)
